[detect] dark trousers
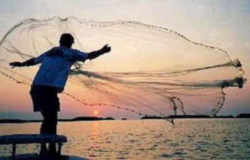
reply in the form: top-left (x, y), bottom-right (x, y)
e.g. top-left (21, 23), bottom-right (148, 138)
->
top-left (40, 110), bottom-right (58, 154)
top-left (30, 85), bottom-right (60, 135)
top-left (40, 110), bottom-right (58, 135)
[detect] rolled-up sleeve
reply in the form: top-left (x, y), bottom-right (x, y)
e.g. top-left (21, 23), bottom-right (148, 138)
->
top-left (71, 49), bottom-right (88, 61)
top-left (33, 48), bottom-right (56, 64)
top-left (33, 52), bottom-right (47, 64)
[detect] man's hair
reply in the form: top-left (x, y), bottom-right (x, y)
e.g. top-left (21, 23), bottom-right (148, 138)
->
top-left (59, 33), bottom-right (74, 48)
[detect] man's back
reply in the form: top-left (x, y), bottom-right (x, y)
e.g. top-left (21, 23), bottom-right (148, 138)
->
top-left (32, 46), bottom-right (88, 90)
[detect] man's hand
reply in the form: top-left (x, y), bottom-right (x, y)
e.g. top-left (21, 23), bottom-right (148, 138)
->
top-left (100, 44), bottom-right (111, 54)
top-left (9, 61), bottom-right (23, 68)
top-left (87, 44), bottom-right (111, 60)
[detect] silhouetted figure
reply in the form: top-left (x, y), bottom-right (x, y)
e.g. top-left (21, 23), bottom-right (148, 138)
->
top-left (9, 33), bottom-right (111, 156)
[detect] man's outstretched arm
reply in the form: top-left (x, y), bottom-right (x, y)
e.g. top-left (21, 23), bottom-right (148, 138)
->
top-left (9, 48), bottom-right (60, 67)
top-left (87, 44), bottom-right (111, 60)
top-left (9, 58), bottom-right (37, 67)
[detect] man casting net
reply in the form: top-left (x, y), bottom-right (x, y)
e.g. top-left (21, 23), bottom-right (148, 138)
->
top-left (0, 17), bottom-right (246, 121)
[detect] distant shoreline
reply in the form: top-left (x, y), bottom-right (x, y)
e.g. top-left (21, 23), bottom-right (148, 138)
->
top-left (141, 113), bottom-right (250, 119)
top-left (0, 116), bottom-right (114, 124)
top-left (0, 114), bottom-right (249, 124)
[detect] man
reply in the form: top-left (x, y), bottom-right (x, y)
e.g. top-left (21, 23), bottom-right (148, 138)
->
top-left (9, 33), bottom-right (111, 155)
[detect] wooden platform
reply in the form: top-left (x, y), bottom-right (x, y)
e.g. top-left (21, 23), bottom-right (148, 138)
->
top-left (0, 134), bottom-right (67, 144)
top-left (0, 134), bottom-right (67, 160)
top-left (0, 154), bottom-right (39, 160)
top-left (0, 154), bottom-right (87, 160)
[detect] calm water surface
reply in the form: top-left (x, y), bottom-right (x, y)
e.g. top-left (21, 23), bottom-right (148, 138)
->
top-left (0, 119), bottom-right (249, 160)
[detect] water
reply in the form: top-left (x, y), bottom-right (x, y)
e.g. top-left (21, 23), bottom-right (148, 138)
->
top-left (0, 119), bottom-right (250, 160)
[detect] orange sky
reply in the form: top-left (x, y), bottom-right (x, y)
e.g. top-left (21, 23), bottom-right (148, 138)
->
top-left (0, 0), bottom-right (249, 119)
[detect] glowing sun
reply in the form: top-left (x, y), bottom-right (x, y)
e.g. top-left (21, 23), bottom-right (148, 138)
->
top-left (93, 110), bottom-right (99, 116)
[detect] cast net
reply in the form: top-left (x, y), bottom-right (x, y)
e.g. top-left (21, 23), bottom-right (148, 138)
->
top-left (0, 17), bottom-right (246, 122)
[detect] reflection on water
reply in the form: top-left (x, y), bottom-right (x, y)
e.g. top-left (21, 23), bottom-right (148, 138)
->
top-left (0, 119), bottom-right (250, 160)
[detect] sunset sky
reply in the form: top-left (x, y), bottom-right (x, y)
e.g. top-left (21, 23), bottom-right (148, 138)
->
top-left (0, 0), bottom-right (249, 119)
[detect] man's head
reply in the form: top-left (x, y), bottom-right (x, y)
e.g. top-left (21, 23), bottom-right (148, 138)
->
top-left (59, 33), bottom-right (74, 48)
